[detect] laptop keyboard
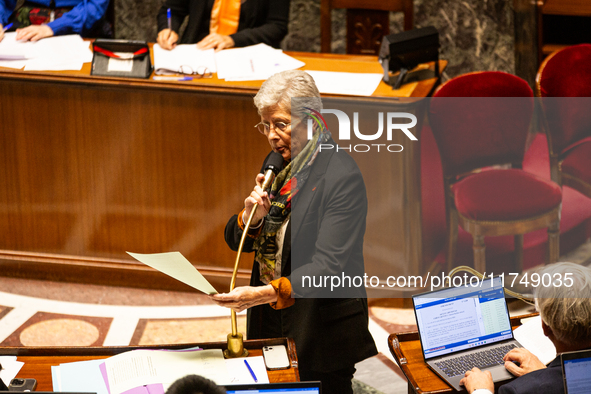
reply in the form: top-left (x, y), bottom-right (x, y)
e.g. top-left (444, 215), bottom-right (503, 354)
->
top-left (434, 344), bottom-right (518, 377)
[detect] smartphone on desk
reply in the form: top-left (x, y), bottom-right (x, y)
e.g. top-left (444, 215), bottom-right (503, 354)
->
top-left (8, 378), bottom-right (37, 391)
top-left (263, 345), bottom-right (290, 370)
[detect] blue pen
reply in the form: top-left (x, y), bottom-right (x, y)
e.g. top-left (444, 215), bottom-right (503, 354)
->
top-left (167, 8), bottom-right (172, 31)
top-left (244, 359), bottom-right (258, 382)
top-left (2, 23), bottom-right (13, 32)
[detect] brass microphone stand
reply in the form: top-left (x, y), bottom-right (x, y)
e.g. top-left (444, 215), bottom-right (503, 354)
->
top-left (224, 169), bottom-right (277, 358)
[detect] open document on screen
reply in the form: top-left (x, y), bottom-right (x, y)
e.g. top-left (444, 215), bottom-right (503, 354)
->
top-left (414, 277), bottom-right (513, 359)
top-left (563, 353), bottom-right (591, 393)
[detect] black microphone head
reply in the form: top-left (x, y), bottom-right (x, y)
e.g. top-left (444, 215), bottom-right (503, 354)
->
top-left (264, 152), bottom-right (284, 174)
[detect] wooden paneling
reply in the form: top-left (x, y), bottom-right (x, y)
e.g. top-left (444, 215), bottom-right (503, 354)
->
top-left (0, 79), bottom-right (269, 286)
top-left (0, 53), bottom-right (444, 292)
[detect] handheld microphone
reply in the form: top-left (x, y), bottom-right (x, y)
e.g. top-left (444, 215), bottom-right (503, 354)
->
top-left (247, 152), bottom-right (284, 225)
top-left (260, 152), bottom-right (284, 192)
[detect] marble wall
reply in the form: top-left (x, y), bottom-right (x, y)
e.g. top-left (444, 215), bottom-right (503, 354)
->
top-left (115, 0), bottom-right (518, 80)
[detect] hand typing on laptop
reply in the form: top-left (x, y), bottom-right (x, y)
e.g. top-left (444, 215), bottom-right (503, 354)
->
top-left (460, 349), bottom-right (547, 393)
top-left (460, 367), bottom-right (494, 393)
top-left (502, 348), bottom-right (546, 377)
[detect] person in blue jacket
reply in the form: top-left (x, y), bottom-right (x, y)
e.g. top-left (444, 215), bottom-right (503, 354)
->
top-left (0, 0), bottom-right (110, 42)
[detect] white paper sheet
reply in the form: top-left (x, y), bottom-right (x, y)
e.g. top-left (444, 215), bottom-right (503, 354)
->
top-left (224, 356), bottom-right (270, 384)
top-left (0, 33), bottom-right (92, 71)
top-left (153, 44), bottom-right (217, 74)
top-left (513, 315), bottom-right (557, 365)
top-left (0, 33), bottom-right (28, 59)
top-left (215, 43), bottom-right (304, 81)
top-left (305, 70), bottom-right (384, 96)
top-left (0, 60), bottom-right (27, 69)
top-left (51, 365), bottom-right (62, 391)
top-left (0, 356), bottom-right (24, 387)
top-left (52, 359), bottom-right (109, 394)
top-left (127, 251), bottom-right (218, 294)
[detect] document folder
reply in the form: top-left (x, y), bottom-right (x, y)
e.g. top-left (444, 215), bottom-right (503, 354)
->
top-left (91, 39), bottom-right (152, 78)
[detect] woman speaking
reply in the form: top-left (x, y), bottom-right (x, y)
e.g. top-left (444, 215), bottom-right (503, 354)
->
top-left (211, 70), bottom-right (377, 394)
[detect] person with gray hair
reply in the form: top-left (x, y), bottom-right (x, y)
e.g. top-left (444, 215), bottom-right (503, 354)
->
top-left (211, 70), bottom-right (377, 394)
top-left (460, 262), bottom-right (591, 394)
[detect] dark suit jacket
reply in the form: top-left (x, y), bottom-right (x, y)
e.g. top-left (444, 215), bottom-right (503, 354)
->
top-left (225, 143), bottom-right (378, 373)
top-left (498, 358), bottom-right (564, 394)
top-left (157, 0), bottom-right (289, 48)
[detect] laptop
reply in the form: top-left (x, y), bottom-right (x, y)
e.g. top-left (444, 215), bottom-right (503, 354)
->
top-left (561, 349), bottom-right (591, 393)
top-left (413, 276), bottom-right (522, 391)
top-left (223, 381), bottom-right (322, 394)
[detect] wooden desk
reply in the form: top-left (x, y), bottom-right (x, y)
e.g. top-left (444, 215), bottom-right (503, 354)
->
top-left (2, 338), bottom-right (299, 390)
top-left (388, 313), bottom-right (538, 394)
top-left (0, 50), bottom-right (445, 293)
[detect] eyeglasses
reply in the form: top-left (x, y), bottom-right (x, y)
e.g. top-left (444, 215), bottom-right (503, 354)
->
top-left (255, 121), bottom-right (291, 135)
top-left (154, 65), bottom-right (212, 77)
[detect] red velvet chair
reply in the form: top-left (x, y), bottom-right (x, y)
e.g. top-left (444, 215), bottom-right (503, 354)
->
top-left (429, 71), bottom-right (562, 273)
top-left (536, 44), bottom-right (591, 199)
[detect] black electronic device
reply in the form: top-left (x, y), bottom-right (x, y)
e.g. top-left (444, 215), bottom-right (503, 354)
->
top-left (378, 26), bottom-right (440, 89)
top-left (8, 379), bottom-right (36, 392)
top-left (91, 39), bottom-right (152, 79)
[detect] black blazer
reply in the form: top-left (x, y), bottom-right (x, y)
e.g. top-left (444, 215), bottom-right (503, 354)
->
top-left (498, 358), bottom-right (564, 394)
top-left (157, 0), bottom-right (290, 48)
top-left (225, 142), bottom-right (378, 373)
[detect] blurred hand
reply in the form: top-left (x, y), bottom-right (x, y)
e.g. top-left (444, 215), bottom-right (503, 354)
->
top-left (504, 348), bottom-right (546, 377)
top-left (243, 173), bottom-right (271, 227)
top-left (157, 29), bottom-right (178, 50)
top-left (210, 285), bottom-right (277, 312)
top-left (16, 25), bottom-right (54, 41)
top-left (459, 367), bottom-right (494, 394)
top-left (196, 33), bottom-right (234, 51)
top-left (0, 24), bottom-right (4, 43)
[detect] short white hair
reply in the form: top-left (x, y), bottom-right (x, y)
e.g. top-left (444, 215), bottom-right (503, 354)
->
top-left (253, 70), bottom-right (322, 119)
top-left (534, 262), bottom-right (591, 347)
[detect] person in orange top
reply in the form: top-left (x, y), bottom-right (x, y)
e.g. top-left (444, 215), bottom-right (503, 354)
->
top-left (156, 0), bottom-right (289, 51)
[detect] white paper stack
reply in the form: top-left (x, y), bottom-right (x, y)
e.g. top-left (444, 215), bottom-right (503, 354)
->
top-left (51, 349), bottom-right (269, 394)
top-left (0, 33), bottom-right (92, 70)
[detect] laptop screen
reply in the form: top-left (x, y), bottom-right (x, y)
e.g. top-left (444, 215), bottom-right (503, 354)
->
top-left (562, 350), bottom-right (591, 393)
top-left (413, 276), bottom-right (513, 360)
top-left (223, 382), bottom-right (321, 394)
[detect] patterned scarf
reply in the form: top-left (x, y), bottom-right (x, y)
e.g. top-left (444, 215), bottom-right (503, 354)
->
top-left (253, 118), bottom-right (331, 284)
